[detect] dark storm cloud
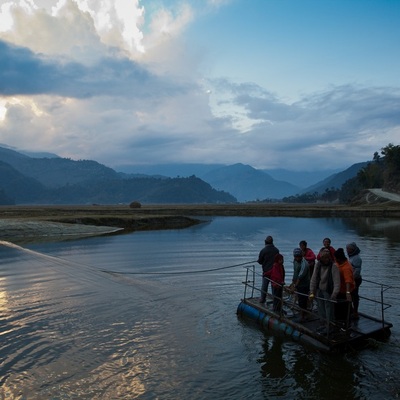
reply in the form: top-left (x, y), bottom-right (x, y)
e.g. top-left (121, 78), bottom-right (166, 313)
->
top-left (0, 39), bottom-right (186, 98)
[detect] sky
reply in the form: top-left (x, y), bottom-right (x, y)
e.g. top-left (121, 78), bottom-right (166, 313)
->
top-left (0, 0), bottom-right (399, 172)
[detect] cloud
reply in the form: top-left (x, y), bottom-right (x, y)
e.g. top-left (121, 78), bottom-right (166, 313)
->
top-left (0, 0), bottom-right (145, 60)
top-left (0, 0), bottom-right (399, 172)
top-left (0, 39), bottom-right (188, 98)
top-left (207, 79), bottom-right (400, 168)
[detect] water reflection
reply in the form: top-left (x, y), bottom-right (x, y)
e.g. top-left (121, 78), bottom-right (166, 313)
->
top-left (259, 335), bottom-right (366, 399)
top-left (0, 216), bottom-right (399, 399)
top-left (260, 336), bottom-right (287, 380)
top-left (342, 217), bottom-right (400, 242)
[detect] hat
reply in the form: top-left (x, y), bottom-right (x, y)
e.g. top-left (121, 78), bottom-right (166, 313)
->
top-left (293, 248), bottom-right (302, 257)
top-left (265, 236), bottom-right (273, 244)
top-left (346, 242), bottom-right (360, 256)
top-left (334, 248), bottom-right (346, 260)
top-left (319, 248), bottom-right (331, 258)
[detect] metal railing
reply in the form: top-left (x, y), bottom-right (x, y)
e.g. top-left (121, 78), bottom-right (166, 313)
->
top-left (241, 265), bottom-right (392, 334)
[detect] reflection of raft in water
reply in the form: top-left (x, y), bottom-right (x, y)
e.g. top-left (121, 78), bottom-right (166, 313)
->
top-left (237, 266), bottom-right (393, 353)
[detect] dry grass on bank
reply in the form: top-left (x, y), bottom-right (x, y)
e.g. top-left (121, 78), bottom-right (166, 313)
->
top-left (1, 201), bottom-right (399, 222)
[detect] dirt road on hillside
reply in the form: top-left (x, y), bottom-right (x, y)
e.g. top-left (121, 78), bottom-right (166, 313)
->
top-left (368, 189), bottom-right (400, 203)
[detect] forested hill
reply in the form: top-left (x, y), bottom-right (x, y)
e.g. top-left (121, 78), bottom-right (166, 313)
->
top-left (0, 147), bottom-right (236, 205)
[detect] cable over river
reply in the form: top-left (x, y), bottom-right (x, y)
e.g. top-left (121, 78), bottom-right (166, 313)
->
top-left (0, 216), bottom-right (399, 399)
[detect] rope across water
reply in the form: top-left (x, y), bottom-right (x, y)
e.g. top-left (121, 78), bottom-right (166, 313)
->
top-left (0, 240), bottom-right (256, 276)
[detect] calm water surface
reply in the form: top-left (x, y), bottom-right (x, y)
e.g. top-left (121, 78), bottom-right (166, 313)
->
top-left (0, 216), bottom-right (399, 399)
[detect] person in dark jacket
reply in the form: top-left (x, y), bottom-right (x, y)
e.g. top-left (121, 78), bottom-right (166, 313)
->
top-left (291, 247), bottom-right (310, 322)
top-left (257, 236), bottom-right (279, 304)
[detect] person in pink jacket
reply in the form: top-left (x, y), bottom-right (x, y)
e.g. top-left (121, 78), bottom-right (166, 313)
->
top-left (299, 240), bottom-right (316, 277)
top-left (316, 237), bottom-right (336, 261)
top-left (270, 253), bottom-right (285, 313)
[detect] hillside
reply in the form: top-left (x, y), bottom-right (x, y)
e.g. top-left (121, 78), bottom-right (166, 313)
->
top-left (0, 145), bottom-right (379, 204)
top-left (45, 176), bottom-right (236, 204)
top-left (115, 162), bottom-right (331, 198)
top-left (265, 168), bottom-right (341, 188)
top-left (0, 160), bottom-right (47, 203)
top-left (201, 163), bottom-right (300, 202)
top-left (0, 147), bottom-right (236, 205)
top-left (0, 147), bottom-right (119, 188)
top-left (301, 162), bottom-right (368, 194)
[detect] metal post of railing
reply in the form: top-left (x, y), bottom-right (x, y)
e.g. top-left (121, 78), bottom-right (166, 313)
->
top-left (243, 265), bottom-right (256, 299)
top-left (381, 284), bottom-right (385, 330)
top-left (243, 267), bottom-right (249, 299)
top-left (346, 300), bottom-right (352, 331)
top-left (251, 265), bottom-right (255, 298)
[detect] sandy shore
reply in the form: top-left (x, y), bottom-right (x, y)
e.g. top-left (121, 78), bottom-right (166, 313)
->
top-left (0, 197), bottom-right (399, 244)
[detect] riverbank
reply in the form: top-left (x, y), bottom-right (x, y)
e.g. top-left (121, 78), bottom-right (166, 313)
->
top-left (0, 196), bottom-right (399, 243)
top-left (0, 206), bottom-right (203, 244)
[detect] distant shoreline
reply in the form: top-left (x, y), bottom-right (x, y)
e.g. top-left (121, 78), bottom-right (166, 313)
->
top-left (0, 202), bottom-right (399, 244)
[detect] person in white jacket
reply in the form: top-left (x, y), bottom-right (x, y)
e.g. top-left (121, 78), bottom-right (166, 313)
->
top-left (309, 249), bottom-right (341, 334)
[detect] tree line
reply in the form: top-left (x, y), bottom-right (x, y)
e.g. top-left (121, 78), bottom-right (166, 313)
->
top-left (282, 143), bottom-right (400, 204)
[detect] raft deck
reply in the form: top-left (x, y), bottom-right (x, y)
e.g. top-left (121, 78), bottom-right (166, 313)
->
top-left (239, 297), bottom-right (392, 352)
top-left (237, 265), bottom-right (393, 352)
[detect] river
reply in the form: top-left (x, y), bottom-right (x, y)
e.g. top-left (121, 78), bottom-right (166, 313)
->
top-left (0, 216), bottom-right (399, 399)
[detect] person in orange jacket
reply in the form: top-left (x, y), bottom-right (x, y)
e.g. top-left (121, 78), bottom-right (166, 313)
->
top-left (333, 248), bottom-right (355, 327)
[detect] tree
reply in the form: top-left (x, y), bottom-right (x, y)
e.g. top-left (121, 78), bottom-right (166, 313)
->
top-left (339, 143), bottom-right (400, 203)
top-left (381, 143), bottom-right (400, 193)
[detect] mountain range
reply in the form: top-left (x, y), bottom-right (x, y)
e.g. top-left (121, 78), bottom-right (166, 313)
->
top-left (0, 146), bottom-right (367, 205)
top-left (116, 161), bottom-right (366, 202)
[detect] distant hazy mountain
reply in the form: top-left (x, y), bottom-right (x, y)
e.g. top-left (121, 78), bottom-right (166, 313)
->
top-left (301, 162), bottom-right (368, 194)
top-left (0, 144), bottom-right (60, 159)
top-left (116, 163), bottom-right (336, 188)
top-left (0, 145), bottom-right (370, 204)
top-left (115, 163), bottom-right (225, 177)
top-left (115, 163), bottom-right (343, 197)
top-left (116, 163), bottom-right (303, 201)
top-left (20, 150), bottom-right (60, 159)
top-left (201, 163), bottom-right (300, 202)
top-left (266, 168), bottom-right (342, 188)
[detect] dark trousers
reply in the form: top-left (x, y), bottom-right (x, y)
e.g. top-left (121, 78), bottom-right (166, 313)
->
top-left (352, 276), bottom-right (362, 313)
top-left (335, 293), bottom-right (352, 327)
top-left (260, 276), bottom-right (270, 302)
top-left (272, 286), bottom-right (283, 312)
top-left (297, 286), bottom-right (309, 311)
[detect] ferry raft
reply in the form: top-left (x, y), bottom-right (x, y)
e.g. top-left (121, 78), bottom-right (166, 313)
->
top-left (237, 265), bottom-right (393, 352)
